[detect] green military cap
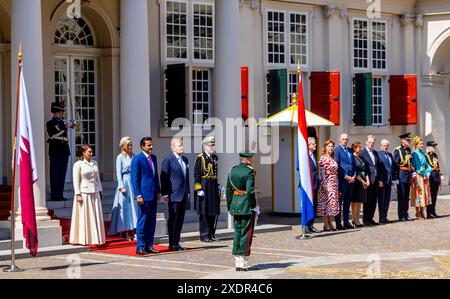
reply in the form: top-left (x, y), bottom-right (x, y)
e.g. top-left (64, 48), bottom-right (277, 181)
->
top-left (427, 141), bottom-right (438, 147)
top-left (239, 150), bottom-right (255, 158)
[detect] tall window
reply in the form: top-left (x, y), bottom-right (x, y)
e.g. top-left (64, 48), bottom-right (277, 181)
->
top-left (193, 3), bottom-right (214, 61)
top-left (166, 1), bottom-right (188, 59)
top-left (352, 19), bottom-right (387, 70)
top-left (289, 13), bottom-right (307, 65)
top-left (266, 10), bottom-right (309, 67)
top-left (267, 11), bottom-right (285, 64)
top-left (192, 69), bottom-right (210, 126)
top-left (372, 77), bottom-right (383, 125)
top-left (288, 73), bottom-right (298, 106)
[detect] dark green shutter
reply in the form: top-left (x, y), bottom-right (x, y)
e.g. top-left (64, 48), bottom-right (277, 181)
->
top-left (267, 69), bottom-right (288, 116)
top-left (165, 64), bottom-right (186, 127)
top-left (353, 72), bottom-right (372, 126)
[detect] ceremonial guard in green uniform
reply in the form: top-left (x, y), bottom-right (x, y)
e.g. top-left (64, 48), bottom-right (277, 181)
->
top-left (46, 102), bottom-right (71, 201)
top-left (226, 150), bottom-right (260, 271)
top-left (393, 132), bottom-right (412, 221)
top-left (426, 141), bottom-right (441, 218)
top-left (194, 136), bottom-right (221, 242)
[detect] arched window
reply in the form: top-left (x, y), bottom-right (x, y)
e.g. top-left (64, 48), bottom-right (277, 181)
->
top-left (54, 15), bottom-right (94, 47)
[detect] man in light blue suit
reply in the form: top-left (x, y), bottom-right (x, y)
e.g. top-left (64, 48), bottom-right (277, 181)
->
top-left (334, 133), bottom-right (356, 230)
top-left (160, 138), bottom-right (190, 251)
top-left (131, 137), bottom-right (161, 255)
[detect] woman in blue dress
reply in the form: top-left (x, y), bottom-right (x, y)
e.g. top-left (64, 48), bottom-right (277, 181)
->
top-left (109, 137), bottom-right (139, 239)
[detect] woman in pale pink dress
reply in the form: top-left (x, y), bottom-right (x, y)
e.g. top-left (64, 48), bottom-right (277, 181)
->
top-left (317, 139), bottom-right (340, 231)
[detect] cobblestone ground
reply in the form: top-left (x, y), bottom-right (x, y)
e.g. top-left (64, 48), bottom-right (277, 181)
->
top-left (1, 197), bottom-right (449, 279)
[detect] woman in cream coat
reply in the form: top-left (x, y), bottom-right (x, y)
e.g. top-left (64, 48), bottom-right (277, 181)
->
top-left (70, 145), bottom-right (106, 245)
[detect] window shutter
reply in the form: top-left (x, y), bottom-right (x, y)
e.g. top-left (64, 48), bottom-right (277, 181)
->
top-left (389, 75), bottom-right (417, 125)
top-left (310, 71), bottom-right (341, 125)
top-left (267, 69), bottom-right (288, 116)
top-left (165, 64), bottom-right (186, 127)
top-left (241, 66), bottom-right (249, 121)
top-left (353, 72), bottom-right (373, 126)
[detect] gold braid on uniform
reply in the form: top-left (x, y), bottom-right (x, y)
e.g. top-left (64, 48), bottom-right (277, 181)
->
top-left (396, 146), bottom-right (411, 167)
top-left (426, 153), bottom-right (439, 171)
top-left (194, 153), bottom-right (218, 191)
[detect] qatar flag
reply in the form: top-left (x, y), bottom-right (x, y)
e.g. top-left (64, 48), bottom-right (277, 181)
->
top-left (16, 66), bottom-right (38, 257)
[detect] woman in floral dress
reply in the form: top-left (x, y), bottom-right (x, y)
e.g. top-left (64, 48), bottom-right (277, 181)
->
top-left (317, 139), bottom-right (340, 231)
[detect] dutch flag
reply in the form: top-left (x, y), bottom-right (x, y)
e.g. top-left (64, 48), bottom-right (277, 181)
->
top-left (296, 68), bottom-right (315, 228)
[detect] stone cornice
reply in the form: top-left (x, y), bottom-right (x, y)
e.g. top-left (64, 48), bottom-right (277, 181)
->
top-left (400, 14), bottom-right (415, 26)
top-left (323, 5), bottom-right (348, 19)
top-left (415, 14), bottom-right (423, 28)
top-left (421, 74), bottom-right (447, 87)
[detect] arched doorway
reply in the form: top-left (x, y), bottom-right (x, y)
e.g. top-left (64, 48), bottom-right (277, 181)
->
top-left (52, 15), bottom-right (99, 181)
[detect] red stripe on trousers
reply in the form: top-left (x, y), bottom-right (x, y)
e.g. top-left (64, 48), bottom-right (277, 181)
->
top-left (246, 213), bottom-right (255, 256)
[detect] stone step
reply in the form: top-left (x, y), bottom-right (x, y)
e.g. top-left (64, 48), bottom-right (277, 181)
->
top-left (0, 240), bottom-right (23, 251)
top-left (0, 228), bottom-right (10, 240)
top-left (0, 244), bottom-right (89, 262)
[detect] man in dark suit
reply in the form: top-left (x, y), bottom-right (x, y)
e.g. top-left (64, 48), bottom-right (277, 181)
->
top-left (377, 139), bottom-right (395, 224)
top-left (393, 132), bottom-right (412, 222)
top-left (426, 141), bottom-right (441, 218)
top-left (131, 137), bottom-right (161, 255)
top-left (160, 138), bottom-right (190, 251)
top-left (361, 135), bottom-right (380, 226)
top-left (334, 133), bottom-right (356, 230)
top-left (306, 137), bottom-right (320, 233)
top-left (46, 102), bottom-right (71, 201)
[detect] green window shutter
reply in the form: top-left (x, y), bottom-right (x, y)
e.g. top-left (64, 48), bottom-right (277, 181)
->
top-left (267, 69), bottom-right (288, 116)
top-left (353, 72), bottom-right (372, 126)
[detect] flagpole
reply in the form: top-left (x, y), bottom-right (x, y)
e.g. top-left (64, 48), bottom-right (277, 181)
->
top-left (4, 43), bottom-right (25, 273)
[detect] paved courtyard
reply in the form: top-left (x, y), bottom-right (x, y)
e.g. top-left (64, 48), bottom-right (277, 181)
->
top-left (1, 196), bottom-right (449, 279)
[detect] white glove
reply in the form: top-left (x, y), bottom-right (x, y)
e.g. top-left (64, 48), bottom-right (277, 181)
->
top-left (252, 204), bottom-right (261, 215)
top-left (394, 180), bottom-right (399, 185)
top-left (197, 190), bottom-right (205, 197)
top-left (219, 185), bottom-right (225, 193)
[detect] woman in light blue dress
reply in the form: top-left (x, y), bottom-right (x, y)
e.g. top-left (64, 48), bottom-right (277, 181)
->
top-left (109, 137), bottom-right (139, 239)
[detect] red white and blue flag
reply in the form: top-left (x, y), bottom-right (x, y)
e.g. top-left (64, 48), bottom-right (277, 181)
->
top-left (16, 65), bottom-right (39, 257)
top-left (296, 71), bottom-right (314, 227)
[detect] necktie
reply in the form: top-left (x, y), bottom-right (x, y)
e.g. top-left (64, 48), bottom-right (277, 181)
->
top-left (179, 157), bottom-right (186, 176)
top-left (147, 155), bottom-right (154, 176)
top-left (310, 153), bottom-right (316, 166)
top-left (385, 153), bottom-right (391, 166)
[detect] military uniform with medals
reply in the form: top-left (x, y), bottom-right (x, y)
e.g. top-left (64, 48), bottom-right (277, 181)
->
top-left (226, 150), bottom-right (258, 271)
top-left (46, 102), bottom-right (70, 201)
top-left (393, 132), bottom-right (412, 221)
top-left (194, 136), bottom-right (221, 242)
top-left (426, 141), bottom-right (441, 218)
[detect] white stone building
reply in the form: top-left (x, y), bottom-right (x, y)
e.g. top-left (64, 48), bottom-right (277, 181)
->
top-left (0, 0), bottom-right (449, 246)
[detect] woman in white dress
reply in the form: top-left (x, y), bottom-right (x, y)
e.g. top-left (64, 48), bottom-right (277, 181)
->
top-left (70, 145), bottom-right (106, 245)
top-left (109, 137), bottom-right (138, 239)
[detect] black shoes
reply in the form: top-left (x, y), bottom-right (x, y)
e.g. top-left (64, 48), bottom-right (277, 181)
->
top-left (335, 223), bottom-right (345, 230)
top-left (145, 246), bottom-right (160, 254)
top-left (343, 222), bottom-right (354, 229)
top-left (379, 219), bottom-right (390, 224)
top-left (210, 236), bottom-right (221, 242)
top-left (307, 226), bottom-right (320, 233)
top-left (236, 267), bottom-right (249, 272)
top-left (369, 220), bottom-right (379, 226)
top-left (169, 243), bottom-right (185, 251)
top-left (201, 237), bottom-right (213, 243)
top-left (400, 218), bottom-right (408, 222)
top-left (136, 248), bottom-right (148, 256)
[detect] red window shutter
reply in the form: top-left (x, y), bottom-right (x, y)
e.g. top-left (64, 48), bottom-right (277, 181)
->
top-left (241, 66), bottom-right (249, 121)
top-left (310, 71), bottom-right (340, 125)
top-left (389, 75), bottom-right (417, 125)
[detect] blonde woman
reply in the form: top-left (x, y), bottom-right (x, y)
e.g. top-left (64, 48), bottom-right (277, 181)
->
top-left (410, 136), bottom-right (432, 220)
top-left (109, 137), bottom-right (138, 240)
top-left (70, 145), bottom-right (106, 245)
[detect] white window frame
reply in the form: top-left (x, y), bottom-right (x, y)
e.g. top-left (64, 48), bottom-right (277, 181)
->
top-left (351, 17), bottom-right (388, 73)
top-left (192, 1), bottom-right (215, 64)
top-left (264, 8), bottom-right (311, 71)
top-left (189, 67), bottom-right (212, 127)
top-left (165, 0), bottom-right (189, 62)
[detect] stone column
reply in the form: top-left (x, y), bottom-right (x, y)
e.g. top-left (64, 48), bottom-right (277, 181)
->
top-left (214, 0), bottom-right (241, 228)
top-left (5, 0), bottom-right (62, 247)
top-left (401, 14), bottom-right (415, 74)
top-left (120, 0), bottom-right (166, 238)
top-left (120, 0), bottom-right (152, 145)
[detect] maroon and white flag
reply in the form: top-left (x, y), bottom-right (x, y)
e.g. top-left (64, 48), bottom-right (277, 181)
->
top-left (16, 66), bottom-right (38, 257)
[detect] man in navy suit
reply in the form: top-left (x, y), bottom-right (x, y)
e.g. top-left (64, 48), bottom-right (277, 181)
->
top-left (131, 137), bottom-right (161, 255)
top-left (377, 139), bottom-right (395, 224)
top-left (306, 137), bottom-right (320, 233)
top-left (361, 135), bottom-right (380, 226)
top-left (334, 133), bottom-right (356, 230)
top-left (160, 138), bottom-right (190, 251)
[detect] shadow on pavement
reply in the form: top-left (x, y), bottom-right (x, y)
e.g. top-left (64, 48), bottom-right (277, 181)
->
top-left (250, 262), bottom-right (297, 271)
